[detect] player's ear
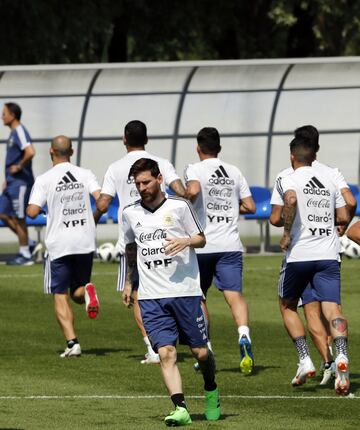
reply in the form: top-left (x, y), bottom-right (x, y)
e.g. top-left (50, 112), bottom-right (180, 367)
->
top-left (157, 173), bottom-right (163, 184)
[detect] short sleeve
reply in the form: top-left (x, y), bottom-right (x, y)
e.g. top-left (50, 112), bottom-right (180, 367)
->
top-left (332, 168), bottom-right (349, 190)
top-left (184, 164), bottom-right (200, 183)
top-left (335, 189), bottom-right (346, 209)
top-left (28, 177), bottom-right (47, 208)
top-left (16, 126), bottom-right (31, 150)
top-left (87, 170), bottom-right (101, 194)
top-left (271, 175), bottom-right (285, 205)
top-left (101, 166), bottom-right (116, 197)
top-left (281, 176), bottom-right (296, 194)
top-left (237, 171), bottom-right (251, 199)
top-left (161, 159), bottom-right (180, 186)
top-left (122, 210), bottom-right (135, 244)
top-left (181, 200), bottom-right (203, 236)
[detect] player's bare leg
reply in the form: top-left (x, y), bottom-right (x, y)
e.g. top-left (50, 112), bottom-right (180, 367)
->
top-left (54, 293), bottom-right (81, 357)
top-left (280, 298), bottom-right (315, 385)
top-left (321, 302), bottom-right (349, 395)
top-left (133, 291), bottom-right (159, 364)
top-left (223, 290), bottom-right (254, 374)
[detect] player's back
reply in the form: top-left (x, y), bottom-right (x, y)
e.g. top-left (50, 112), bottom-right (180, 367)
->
top-left (281, 166), bottom-right (344, 262)
top-left (185, 158), bottom-right (251, 253)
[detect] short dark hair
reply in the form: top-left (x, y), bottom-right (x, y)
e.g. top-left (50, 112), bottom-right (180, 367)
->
top-left (289, 137), bottom-right (316, 164)
top-left (5, 102), bottom-right (22, 120)
top-left (128, 158), bottom-right (160, 180)
top-left (197, 127), bottom-right (221, 155)
top-left (294, 125), bottom-right (319, 152)
top-left (124, 120), bottom-right (147, 147)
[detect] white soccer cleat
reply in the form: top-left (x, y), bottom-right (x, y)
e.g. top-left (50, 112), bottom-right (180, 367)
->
top-left (319, 362), bottom-right (336, 385)
top-left (140, 352), bottom-right (160, 364)
top-left (335, 354), bottom-right (350, 396)
top-left (60, 343), bottom-right (81, 358)
top-left (85, 283), bottom-right (100, 319)
top-left (291, 358), bottom-right (316, 386)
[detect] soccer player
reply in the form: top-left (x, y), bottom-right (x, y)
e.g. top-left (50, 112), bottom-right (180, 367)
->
top-left (184, 127), bottom-right (256, 374)
top-left (278, 136), bottom-right (350, 395)
top-left (347, 220), bottom-right (360, 244)
top-left (270, 125), bottom-right (356, 385)
top-left (26, 135), bottom-right (100, 358)
top-left (122, 158), bottom-right (220, 425)
top-left (96, 120), bottom-right (186, 365)
top-left (0, 102), bottom-right (37, 265)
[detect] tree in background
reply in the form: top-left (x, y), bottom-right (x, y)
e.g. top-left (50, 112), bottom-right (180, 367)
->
top-left (1, 0), bottom-right (360, 65)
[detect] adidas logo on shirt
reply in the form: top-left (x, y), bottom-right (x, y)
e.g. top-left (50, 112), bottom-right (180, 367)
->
top-left (135, 222), bottom-right (142, 228)
top-left (209, 165), bottom-right (235, 185)
top-left (303, 176), bottom-right (330, 196)
top-left (56, 171), bottom-right (84, 192)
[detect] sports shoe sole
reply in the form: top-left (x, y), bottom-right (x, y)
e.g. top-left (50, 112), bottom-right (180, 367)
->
top-left (85, 284), bottom-right (99, 319)
top-left (292, 370), bottom-right (316, 386)
top-left (320, 368), bottom-right (334, 385)
top-left (335, 361), bottom-right (350, 395)
top-left (240, 347), bottom-right (254, 375)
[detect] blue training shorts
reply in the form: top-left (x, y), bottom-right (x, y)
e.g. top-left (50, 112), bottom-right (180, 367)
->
top-left (139, 296), bottom-right (207, 353)
top-left (196, 251), bottom-right (243, 296)
top-left (278, 259), bottom-right (341, 304)
top-left (0, 182), bottom-right (32, 219)
top-left (44, 252), bottom-right (94, 294)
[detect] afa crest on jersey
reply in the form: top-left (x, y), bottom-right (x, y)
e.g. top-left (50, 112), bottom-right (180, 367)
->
top-left (163, 214), bottom-right (173, 226)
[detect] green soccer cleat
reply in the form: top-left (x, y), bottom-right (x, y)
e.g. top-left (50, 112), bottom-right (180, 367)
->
top-left (204, 388), bottom-right (221, 421)
top-left (239, 335), bottom-right (254, 375)
top-left (164, 406), bottom-right (192, 426)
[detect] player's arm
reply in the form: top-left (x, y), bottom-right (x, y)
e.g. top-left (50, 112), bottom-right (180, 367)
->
top-left (9, 145), bottom-right (36, 175)
top-left (184, 180), bottom-right (201, 202)
top-left (123, 242), bottom-right (137, 308)
top-left (164, 232), bottom-right (205, 256)
top-left (94, 193), bottom-right (113, 224)
top-left (347, 221), bottom-right (360, 245)
top-left (335, 205), bottom-right (350, 226)
top-left (337, 187), bottom-right (357, 235)
top-left (280, 190), bottom-right (297, 251)
top-left (169, 179), bottom-right (186, 198)
top-left (239, 196), bottom-right (256, 214)
top-left (26, 203), bottom-right (42, 218)
top-left (270, 205), bottom-right (284, 227)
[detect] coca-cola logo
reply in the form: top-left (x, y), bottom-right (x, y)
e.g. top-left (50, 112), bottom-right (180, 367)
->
top-left (60, 191), bottom-right (84, 203)
top-left (139, 228), bottom-right (167, 243)
top-left (306, 198), bottom-right (330, 208)
top-left (208, 187), bottom-right (232, 198)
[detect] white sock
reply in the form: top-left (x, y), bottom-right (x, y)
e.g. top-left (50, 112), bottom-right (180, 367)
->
top-left (207, 341), bottom-right (213, 352)
top-left (143, 336), bottom-right (157, 356)
top-left (20, 246), bottom-right (31, 259)
top-left (238, 326), bottom-right (251, 343)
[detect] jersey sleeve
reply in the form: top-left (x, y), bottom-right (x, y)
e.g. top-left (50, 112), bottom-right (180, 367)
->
top-left (270, 175), bottom-right (285, 205)
top-left (122, 210), bottom-right (135, 244)
top-left (162, 159), bottom-right (180, 186)
top-left (85, 170), bottom-right (101, 194)
top-left (237, 171), bottom-right (252, 199)
top-left (16, 125), bottom-right (31, 150)
top-left (335, 189), bottom-right (346, 208)
top-left (181, 200), bottom-right (203, 236)
top-left (28, 177), bottom-right (47, 208)
top-left (101, 166), bottom-right (116, 197)
top-left (281, 175), bottom-right (296, 194)
top-left (332, 168), bottom-right (349, 190)
top-left (184, 164), bottom-right (199, 183)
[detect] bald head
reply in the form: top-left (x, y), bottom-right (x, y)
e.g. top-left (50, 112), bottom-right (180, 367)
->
top-left (51, 135), bottom-right (73, 158)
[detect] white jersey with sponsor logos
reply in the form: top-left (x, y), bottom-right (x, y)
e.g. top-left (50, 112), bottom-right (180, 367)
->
top-left (281, 166), bottom-right (345, 262)
top-left (185, 158), bottom-right (251, 254)
top-left (271, 160), bottom-right (349, 206)
top-left (122, 196), bottom-right (203, 300)
top-left (29, 162), bottom-right (100, 261)
top-left (101, 150), bottom-right (180, 253)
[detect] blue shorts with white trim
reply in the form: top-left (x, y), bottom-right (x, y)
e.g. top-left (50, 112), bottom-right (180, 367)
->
top-left (139, 296), bottom-right (207, 353)
top-left (44, 252), bottom-right (94, 294)
top-left (197, 251), bottom-right (243, 296)
top-left (278, 259), bottom-right (341, 304)
top-left (0, 181), bottom-right (32, 219)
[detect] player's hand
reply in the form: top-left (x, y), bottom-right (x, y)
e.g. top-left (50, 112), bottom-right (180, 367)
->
top-left (9, 164), bottom-right (21, 174)
top-left (280, 233), bottom-right (291, 251)
top-left (122, 282), bottom-right (134, 308)
top-left (164, 237), bottom-right (190, 256)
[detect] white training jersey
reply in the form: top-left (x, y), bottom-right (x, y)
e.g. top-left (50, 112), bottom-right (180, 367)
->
top-left (184, 158), bottom-right (251, 253)
top-left (29, 162), bottom-right (100, 261)
top-left (122, 196), bottom-right (203, 300)
top-left (281, 166), bottom-right (345, 262)
top-left (101, 150), bottom-right (180, 253)
top-left (271, 160), bottom-right (349, 206)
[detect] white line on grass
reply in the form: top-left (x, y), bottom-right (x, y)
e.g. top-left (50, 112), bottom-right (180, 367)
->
top-left (0, 394), bottom-right (356, 400)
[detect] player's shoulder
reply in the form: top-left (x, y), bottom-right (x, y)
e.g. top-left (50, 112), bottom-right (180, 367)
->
top-left (275, 167), bottom-right (294, 180)
top-left (122, 198), bottom-right (142, 213)
top-left (167, 196), bottom-right (194, 211)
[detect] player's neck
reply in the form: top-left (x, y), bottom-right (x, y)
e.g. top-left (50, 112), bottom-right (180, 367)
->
top-left (292, 161), bottom-right (312, 170)
top-left (126, 145), bottom-right (145, 153)
top-left (199, 153), bottom-right (217, 161)
top-left (142, 192), bottom-right (166, 210)
top-left (52, 158), bottom-right (70, 166)
top-left (9, 119), bottom-right (20, 130)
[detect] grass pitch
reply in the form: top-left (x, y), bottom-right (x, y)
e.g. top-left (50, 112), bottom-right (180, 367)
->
top-left (0, 255), bottom-right (359, 429)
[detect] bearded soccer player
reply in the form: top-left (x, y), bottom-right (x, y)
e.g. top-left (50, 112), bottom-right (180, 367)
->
top-left (278, 136), bottom-right (350, 395)
top-left (96, 120), bottom-right (186, 365)
top-left (27, 136), bottom-right (100, 357)
top-left (122, 158), bottom-right (220, 426)
top-left (184, 127), bottom-right (256, 374)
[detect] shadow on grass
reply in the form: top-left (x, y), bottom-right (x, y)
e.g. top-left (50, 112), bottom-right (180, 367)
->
top-left (219, 364), bottom-right (280, 374)
top-left (57, 347), bottom-right (129, 356)
top-left (127, 351), bottom-right (192, 363)
top-left (190, 413), bottom-right (239, 422)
